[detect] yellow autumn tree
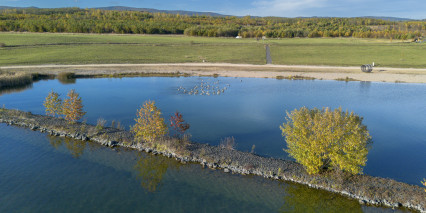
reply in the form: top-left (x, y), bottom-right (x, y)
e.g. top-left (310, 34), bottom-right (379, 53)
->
top-left (43, 90), bottom-right (62, 117)
top-left (422, 179), bottom-right (426, 192)
top-left (132, 100), bottom-right (168, 143)
top-left (62, 89), bottom-right (86, 123)
top-left (280, 107), bottom-right (371, 175)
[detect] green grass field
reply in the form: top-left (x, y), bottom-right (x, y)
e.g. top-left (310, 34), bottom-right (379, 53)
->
top-left (0, 33), bottom-right (425, 67)
top-left (269, 38), bottom-right (426, 68)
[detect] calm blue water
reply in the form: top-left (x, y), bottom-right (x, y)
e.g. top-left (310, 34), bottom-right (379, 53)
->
top-left (0, 77), bottom-right (425, 186)
top-left (0, 124), bottom-right (409, 212)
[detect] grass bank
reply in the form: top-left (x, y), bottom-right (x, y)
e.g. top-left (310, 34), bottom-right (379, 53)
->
top-left (0, 69), bottom-right (53, 90)
top-left (0, 33), bottom-right (425, 68)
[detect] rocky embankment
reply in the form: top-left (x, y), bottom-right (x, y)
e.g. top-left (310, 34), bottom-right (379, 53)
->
top-left (0, 108), bottom-right (425, 212)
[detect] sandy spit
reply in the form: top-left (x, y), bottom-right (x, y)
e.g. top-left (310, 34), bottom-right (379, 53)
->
top-left (1, 63), bottom-right (426, 83)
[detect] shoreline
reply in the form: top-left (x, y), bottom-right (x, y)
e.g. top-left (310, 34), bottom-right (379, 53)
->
top-left (1, 63), bottom-right (426, 84)
top-left (0, 108), bottom-right (424, 212)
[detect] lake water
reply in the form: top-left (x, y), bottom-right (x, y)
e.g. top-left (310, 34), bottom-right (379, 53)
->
top-left (1, 77), bottom-right (425, 185)
top-left (0, 124), bottom-right (409, 212)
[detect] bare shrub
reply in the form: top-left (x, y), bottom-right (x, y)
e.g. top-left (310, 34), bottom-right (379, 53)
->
top-left (219, 136), bottom-right (236, 150)
top-left (95, 118), bottom-right (107, 132)
top-left (251, 144), bottom-right (256, 154)
top-left (116, 121), bottom-right (124, 130)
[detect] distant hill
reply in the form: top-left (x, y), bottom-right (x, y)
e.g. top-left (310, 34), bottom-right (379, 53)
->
top-left (0, 6), bottom-right (38, 10)
top-left (0, 6), bottom-right (423, 21)
top-left (361, 16), bottom-right (414, 21)
top-left (94, 6), bottom-right (227, 17)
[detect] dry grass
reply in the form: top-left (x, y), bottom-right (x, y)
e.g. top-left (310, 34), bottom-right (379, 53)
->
top-left (0, 71), bottom-right (32, 89)
top-left (276, 75), bottom-right (316, 80)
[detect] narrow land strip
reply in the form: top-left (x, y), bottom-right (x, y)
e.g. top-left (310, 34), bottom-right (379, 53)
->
top-left (2, 63), bottom-right (426, 83)
top-left (0, 109), bottom-right (425, 212)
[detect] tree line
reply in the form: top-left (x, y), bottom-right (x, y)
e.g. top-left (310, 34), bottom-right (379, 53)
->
top-left (1, 8), bottom-right (424, 39)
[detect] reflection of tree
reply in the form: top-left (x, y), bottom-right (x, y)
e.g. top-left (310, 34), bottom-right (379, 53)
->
top-left (47, 136), bottom-right (86, 158)
top-left (48, 135), bottom-right (63, 149)
top-left (57, 78), bottom-right (76, 85)
top-left (134, 154), bottom-right (169, 192)
top-left (280, 184), bottom-right (362, 213)
top-left (63, 137), bottom-right (86, 158)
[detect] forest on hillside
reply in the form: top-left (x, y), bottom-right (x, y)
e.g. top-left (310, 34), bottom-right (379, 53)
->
top-left (0, 8), bottom-right (424, 39)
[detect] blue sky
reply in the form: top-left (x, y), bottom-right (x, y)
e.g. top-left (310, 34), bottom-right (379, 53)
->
top-left (1, 0), bottom-right (425, 19)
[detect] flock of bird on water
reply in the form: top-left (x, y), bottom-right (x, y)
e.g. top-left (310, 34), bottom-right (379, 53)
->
top-left (177, 79), bottom-right (231, 96)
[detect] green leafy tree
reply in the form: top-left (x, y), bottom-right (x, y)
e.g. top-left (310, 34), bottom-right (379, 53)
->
top-left (43, 90), bottom-right (62, 117)
top-left (132, 100), bottom-right (168, 143)
top-left (280, 107), bottom-right (371, 175)
top-left (62, 89), bottom-right (86, 123)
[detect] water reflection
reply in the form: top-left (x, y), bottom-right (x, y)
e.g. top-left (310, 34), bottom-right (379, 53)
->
top-left (57, 77), bottom-right (76, 85)
top-left (280, 184), bottom-right (362, 213)
top-left (0, 83), bottom-right (33, 96)
top-left (47, 136), bottom-right (86, 158)
top-left (48, 135), bottom-right (63, 149)
top-left (359, 81), bottom-right (371, 93)
top-left (134, 154), bottom-right (182, 192)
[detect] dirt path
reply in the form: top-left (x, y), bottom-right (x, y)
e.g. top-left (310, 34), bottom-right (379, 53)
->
top-left (2, 63), bottom-right (426, 83)
top-left (265, 45), bottom-right (272, 64)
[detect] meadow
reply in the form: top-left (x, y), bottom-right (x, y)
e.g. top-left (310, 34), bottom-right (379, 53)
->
top-left (0, 33), bottom-right (425, 68)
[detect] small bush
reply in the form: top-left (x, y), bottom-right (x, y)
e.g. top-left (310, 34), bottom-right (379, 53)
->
top-left (251, 144), bottom-right (256, 154)
top-left (219, 136), bottom-right (236, 150)
top-left (280, 107), bottom-right (371, 175)
top-left (170, 111), bottom-right (190, 137)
